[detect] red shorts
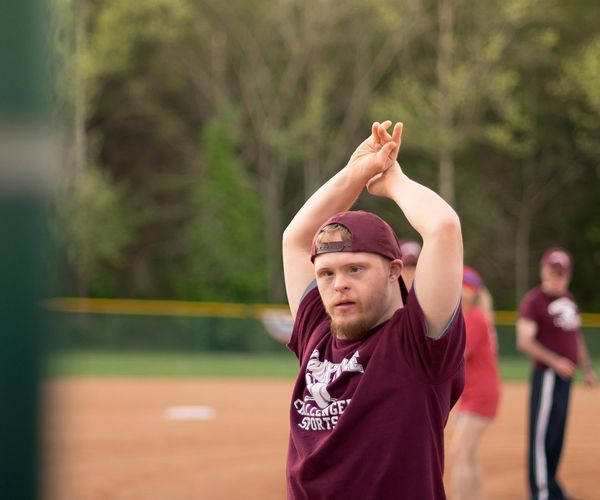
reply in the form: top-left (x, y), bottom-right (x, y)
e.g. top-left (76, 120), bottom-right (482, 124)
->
top-left (455, 386), bottom-right (500, 419)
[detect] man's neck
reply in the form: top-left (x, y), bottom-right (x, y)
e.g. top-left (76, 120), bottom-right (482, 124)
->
top-left (541, 283), bottom-right (567, 298)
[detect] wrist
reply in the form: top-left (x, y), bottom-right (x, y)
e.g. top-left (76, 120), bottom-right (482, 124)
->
top-left (342, 162), bottom-right (372, 186)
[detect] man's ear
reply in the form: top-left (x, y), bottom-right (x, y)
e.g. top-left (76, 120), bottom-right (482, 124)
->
top-left (389, 259), bottom-right (403, 281)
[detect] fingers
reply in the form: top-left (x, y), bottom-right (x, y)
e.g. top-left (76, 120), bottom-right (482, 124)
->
top-left (376, 121), bottom-right (403, 146)
top-left (392, 122), bottom-right (403, 146)
top-left (377, 141), bottom-right (398, 169)
top-left (372, 120), bottom-right (404, 149)
top-left (366, 121), bottom-right (404, 170)
top-left (370, 122), bottom-right (381, 147)
top-left (367, 162), bottom-right (402, 198)
top-left (377, 120), bottom-right (393, 142)
top-left (366, 172), bottom-right (384, 189)
top-left (388, 123), bottom-right (403, 164)
top-left (556, 358), bottom-right (576, 379)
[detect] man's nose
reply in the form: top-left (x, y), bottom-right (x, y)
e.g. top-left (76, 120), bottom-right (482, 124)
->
top-left (333, 274), bottom-right (350, 291)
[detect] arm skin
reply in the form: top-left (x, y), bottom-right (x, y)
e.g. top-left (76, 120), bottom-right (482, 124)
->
top-left (283, 120), bottom-right (463, 339)
top-left (282, 121), bottom-right (401, 319)
top-left (366, 158), bottom-right (463, 339)
top-left (516, 317), bottom-right (577, 380)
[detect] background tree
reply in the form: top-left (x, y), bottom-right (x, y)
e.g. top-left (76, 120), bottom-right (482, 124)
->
top-left (476, 0), bottom-right (599, 306)
top-left (49, 0), bottom-right (600, 310)
top-left (49, 0), bottom-right (139, 296)
top-left (53, 166), bottom-right (136, 295)
top-left (558, 31), bottom-right (600, 310)
top-left (181, 112), bottom-right (267, 301)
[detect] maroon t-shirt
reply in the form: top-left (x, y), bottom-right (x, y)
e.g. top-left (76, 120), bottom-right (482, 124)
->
top-left (518, 287), bottom-right (581, 371)
top-left (286, 284), bottom-right (465, 500)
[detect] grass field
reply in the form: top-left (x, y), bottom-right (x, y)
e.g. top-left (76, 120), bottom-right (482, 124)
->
top-left (44, 350), bottom-right (300, 378)
top-left (44, 350), bottom-right (598, 382)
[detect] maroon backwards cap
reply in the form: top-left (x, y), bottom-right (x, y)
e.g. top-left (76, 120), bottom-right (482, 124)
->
top-left (310, 210), bottom-right (408, 302)
top-left (311, 211), bottom-right (402, 262)
top-left (540, 247), bottom-right (572, 274)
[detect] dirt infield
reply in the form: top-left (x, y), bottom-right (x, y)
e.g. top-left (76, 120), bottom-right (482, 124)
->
top-left (41, 379), bottom-right (599, 500)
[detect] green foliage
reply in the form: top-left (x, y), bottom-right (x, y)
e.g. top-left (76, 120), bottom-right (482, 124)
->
top-left (368, 0), bottom-right (600, 308)
top-left (84, 0), bottom-right (191, 85)
top-left (43, 350), bottom-right (599, 381)
top-left (44, 351), bottom-right (297, 378)
top-left (575, 38), bottom-right (600, 110)
top-left (560, 36), bottom-right (600, 160)
top-left (47, 0), bottom-right (76, 119)
top-left (49, 0), bottom-right (600, 309)
top-left (182, 112), bottom-right (267, 301)
top-left (53, 167), bottom-right (136, 295)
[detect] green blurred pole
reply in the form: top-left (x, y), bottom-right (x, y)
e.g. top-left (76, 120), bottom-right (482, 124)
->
top-left (0, 0), bottom-right (48, 498)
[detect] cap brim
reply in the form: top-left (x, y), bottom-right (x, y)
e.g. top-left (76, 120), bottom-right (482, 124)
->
top-left (548, 263), bottom-right (569, 274)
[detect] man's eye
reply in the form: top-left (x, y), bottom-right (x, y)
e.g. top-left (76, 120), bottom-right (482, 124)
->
top-left (350, 266), bottom-right (361, 273)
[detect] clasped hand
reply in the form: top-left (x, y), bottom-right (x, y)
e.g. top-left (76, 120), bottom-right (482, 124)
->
top-left (346, 120), bottom-right (404, 198)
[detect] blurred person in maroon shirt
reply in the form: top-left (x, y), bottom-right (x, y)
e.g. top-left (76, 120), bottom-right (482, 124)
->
top-left (517, 248), bottom-right (597, 500)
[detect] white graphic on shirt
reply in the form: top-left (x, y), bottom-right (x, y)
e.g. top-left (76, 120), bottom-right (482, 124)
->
top-left (548, 297), bottom-right (581, 331)
top-left (305, 349), bottom-right (364, 408)
top-left (294, 349), bottom-right (363, 431)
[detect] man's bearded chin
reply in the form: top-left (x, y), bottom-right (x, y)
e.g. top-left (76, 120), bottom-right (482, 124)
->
top-left (329, 316), bottom-right (373, 341)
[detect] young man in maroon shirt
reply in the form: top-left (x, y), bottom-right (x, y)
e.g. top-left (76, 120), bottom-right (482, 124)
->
top-left (282, 121), bottom-right (465, 499)
top-left (517, 247), bottom-right (597, 500)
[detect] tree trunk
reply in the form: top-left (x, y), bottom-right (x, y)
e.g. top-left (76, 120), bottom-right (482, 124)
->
top-left (211, 31), bottom-right (228, 108)
top-left (74, 0), bottom-right (87, 296)
top-left (74, 0), bottom-right (86, 180)
top-left (438, 150), bottom-right (455, 204)
top-left (515, 201), bottom-right (533, 306)
top-left (437, 0), bottom-right (455, 204)
top-left (258, 144), bottom-right (286, 303)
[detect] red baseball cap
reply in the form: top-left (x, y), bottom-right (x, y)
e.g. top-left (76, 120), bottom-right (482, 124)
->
top-left (540, 247), bottom-right (572, 274)
top-left (399, 240), bottom-right (422, 266)
top-left (463, 266), bottom-right (483, 291)
top-left (310, 210), bottom-right (408, 301)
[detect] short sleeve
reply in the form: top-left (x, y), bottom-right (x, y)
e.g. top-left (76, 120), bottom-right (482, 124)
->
top-left (393, 286), bottom-right (466, 382)
top-left (519, 290), bottom-right (539, 322)
top-left (287, 283), bottom-right (329, 361)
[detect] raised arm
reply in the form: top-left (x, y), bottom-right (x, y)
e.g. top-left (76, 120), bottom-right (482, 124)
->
top-left (367, 123), bottom-right (463, 338)
top-left (283, 121), bottom-right (401, 318)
